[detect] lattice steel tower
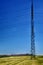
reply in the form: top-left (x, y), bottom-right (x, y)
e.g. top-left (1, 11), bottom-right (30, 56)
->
top-left (31, 0), bottom-right (35, 59)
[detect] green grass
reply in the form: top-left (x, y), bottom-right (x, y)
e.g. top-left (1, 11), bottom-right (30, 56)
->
top-left (0, 56), bottom-right (43, 65)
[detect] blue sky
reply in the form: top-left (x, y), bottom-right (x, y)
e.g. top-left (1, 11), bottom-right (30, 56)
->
top-left (0, 0), bottom-right (43, 55)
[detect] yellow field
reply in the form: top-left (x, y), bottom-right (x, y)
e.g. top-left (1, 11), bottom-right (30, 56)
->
top-left (0, 56), bottom-right (43, 65)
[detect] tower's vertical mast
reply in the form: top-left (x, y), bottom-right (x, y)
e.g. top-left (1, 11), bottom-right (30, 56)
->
top-left (31, 0), bottom-right (35, 59)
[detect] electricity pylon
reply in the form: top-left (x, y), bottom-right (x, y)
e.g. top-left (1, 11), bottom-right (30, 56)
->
top-left (31, 0), bottom-right (35, 59)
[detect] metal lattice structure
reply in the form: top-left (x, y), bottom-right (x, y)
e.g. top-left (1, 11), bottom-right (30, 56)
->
top-left (31, 0), bottom-right (35, 59)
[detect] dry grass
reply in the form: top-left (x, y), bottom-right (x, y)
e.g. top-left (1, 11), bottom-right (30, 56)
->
top-left (0, 56), bottom-right (43, 65)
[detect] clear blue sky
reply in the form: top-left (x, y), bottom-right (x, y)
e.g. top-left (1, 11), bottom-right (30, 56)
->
top-left (0, 0), bottom-right (43, 55)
